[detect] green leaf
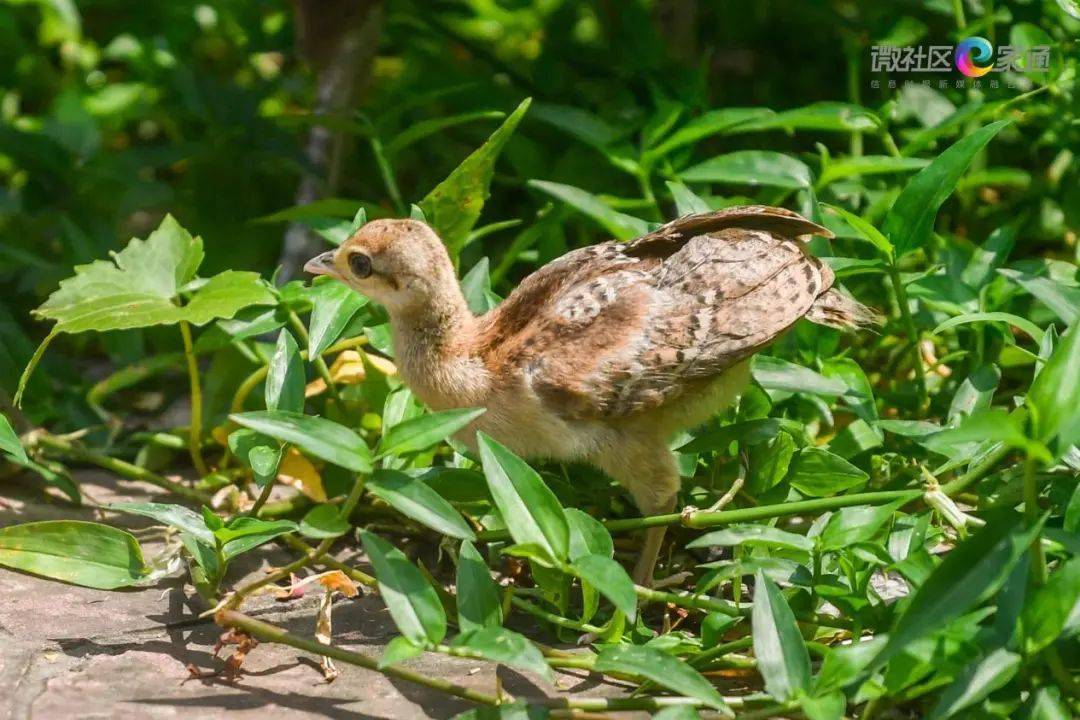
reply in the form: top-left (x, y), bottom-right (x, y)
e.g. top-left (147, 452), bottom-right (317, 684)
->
top-left (367, 469), bottom-right (476, 540)
top-left (646, 107), bottom-right (773, 159)
top-left (1021, 557), bottom-right (1080, 654)
top-left (819, 499), bottom-right (907, 552)
top-left (1019, 687), bottom-right (1071, 720)
top-left (298, 504), bottom-right (352, 539)
top-left (527, 180), bottom-right (650, 240)
top-left (947, 364), bottom-right (1001, 425)
top-left (360, 530), bottom-right (447, 645)
top-left (680, 151), bottom-right (811, 189)
top-left (818, 155), bottom-right (928, 187)
top-left (109, 501), bottom-right (214, 545)
top-left (821, 357), bottom-right (878, 426)
top-left (0, 412), bottom-right (28, 463)
top-left (16, 216), bottom-right (274, 403)
top-left (752, 356), bottom-right (848, 396)
top-left (998, 269), bottom-right (1080, 325)
top-left (924, 409), bottom-right (1041, 460)
top-left (377, 407), bottom-right (486, 458)
top-left (1027, 320), bottom-right (1080, 453)
top-left (228, 429), bottom-right (282, 486)
top-left (418, 98), bottom-right (531, 260)
top-left (456, 540), bottom-right (502, 632)
top-left (378, 635), bottom-right (425, 669)
top-left (565, 508), bottom-right (614, 561)
top-left (821, 204), bottom-right (893, 260)
top-left (933, 313), bottom-right (1045, 343)
top-left (800, 692), bottom-right (846, 720)
top-left (265, 329), bottom-right (305, 413)
top-left (928, 648), bottom-right (1020, 720)
top-left (571, 554), bottom-right (638, 622)
top-left (307, 281), bottom-right (367, 357)
top-left (687, 525), bottom-right (813, 553)
top-left (730, 102), bottom-right (880, 134)
top-left (787, 447), bottom-right (868, 497)
top-left (666, 181), bottom-right (711, 216)
top-left (594, 644), bottom-right (730, 714)
top-left (451, 626), bottom-right (554, 683)
top-left (883, 121), bottom-right (1010, 257)
top-left (477, 432), bottom-right (569, 563)
top-left (812, 636), bottom-right (886, 692)
top-left (387, 110), bottom-right (507, 155)
top-left (752, 572), bottom-right (811, 701)
top-left (874, 510), bottom-right (1045, 666)
top-left (215, 517), bottom-right (298, 560)
top-left (230, 410), bottom-right (372, 473)
top-left (0, 520), bottom-right (148, 589)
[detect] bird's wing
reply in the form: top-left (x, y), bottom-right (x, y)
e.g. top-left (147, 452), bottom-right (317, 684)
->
top-left (476, 207), bottom-right (835, 419)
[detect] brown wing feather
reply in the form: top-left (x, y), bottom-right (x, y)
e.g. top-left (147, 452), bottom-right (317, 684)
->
top-left (476, 207), bottom-right (837, 420)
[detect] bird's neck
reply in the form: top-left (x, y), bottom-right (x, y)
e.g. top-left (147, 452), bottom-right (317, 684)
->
top-left (389, 285), bottom-right (488, 409)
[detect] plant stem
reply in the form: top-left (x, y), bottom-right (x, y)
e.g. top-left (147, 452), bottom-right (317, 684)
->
top-left (179, 321), bottom-right (209, 476)
top-left (34, 433), bottom-right (212, 504)
top-left (216, 610), bottom-right (500, 706)
top-left (888, 265), bottom-right (928, 409)
top-left (952, 0), bottom-right (966, 31)
top-left (286, 310), bottom-right (343, 407)
top-left (285, 535), bottom-right (377, 587)
top-left (245, 480), bottom-right (276, 518)
top-left (230, 335), bottom-right (367, 414)
top-left (1022, 455), bottom-right (1047, 583)
top-left (510, 597), bottom-right (606, 635)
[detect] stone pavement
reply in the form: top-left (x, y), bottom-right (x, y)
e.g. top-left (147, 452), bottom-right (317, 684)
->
top-left (0, 471), bottom-right (630, 719)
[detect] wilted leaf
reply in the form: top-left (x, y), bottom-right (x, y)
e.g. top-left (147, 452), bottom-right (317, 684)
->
top-left (277, 446), bottom-right (327, 502)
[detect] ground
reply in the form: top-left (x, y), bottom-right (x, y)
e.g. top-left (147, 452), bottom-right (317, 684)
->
top-left (0, 472), bottom-right (629, 719)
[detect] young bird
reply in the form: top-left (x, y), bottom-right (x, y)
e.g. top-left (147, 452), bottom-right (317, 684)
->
top-left (305, 207), bottom-right (873, 585)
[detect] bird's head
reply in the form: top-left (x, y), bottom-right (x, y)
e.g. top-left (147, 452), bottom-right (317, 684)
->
top-left (304, 219), bottom-right (458, 314)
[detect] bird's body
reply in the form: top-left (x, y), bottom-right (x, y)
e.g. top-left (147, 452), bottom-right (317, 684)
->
top-left (306, 206), bottom-right (872, 584)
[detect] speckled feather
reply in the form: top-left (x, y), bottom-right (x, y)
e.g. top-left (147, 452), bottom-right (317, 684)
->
top-left (475, 205), bottom-right (866, 419)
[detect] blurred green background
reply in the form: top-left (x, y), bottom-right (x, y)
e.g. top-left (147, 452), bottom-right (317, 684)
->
top-left (1, 0), bottom-right (1077, 425)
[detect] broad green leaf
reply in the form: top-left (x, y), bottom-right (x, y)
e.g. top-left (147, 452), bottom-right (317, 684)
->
top-left (265, 330), bottom-right (305, 413)
top-left (822, 204), bottom-right (893, 259)
top-left (477, 432), bottom-right (569, 563)
top-left (418, 98), bottom-right (531, 260)
top-left (1027, 320), bottom-right (1080, 453)
top-left (752, 572), bottom-right (811, 701)
top-left (0, 520), bottom-right (148, 589)
top-left (874, 510), bottom-right (1045, 666)
top-left (947, 364), bottom-right (1001, 425)
top-left (681, 151), bottom-right (811, 189)
top-left (565, 508), bottom-right (614, 560)
top-left (812, 636), bottom-right (886, 692)
top-left (651, 707), bottom-right (703, 720)
top-left (230, 411), bottom-right (372, 473)
top-left (687, 525), bottom-right (813, 553)
top-left (530, 103), bottom-right (626, 149)
top-left (456, 540), bottom-right (502, 632)
top-left (787, 448), bottom-right (868, 497)
top-left (451, 626), bottom-right (554, 683)
top-left (109, 502), bottom-right (214, 544)
top-left (884, 121), bottom-right (1010, 257)
top-left (819, 499), bottom-right (907, 552)
top-left (460, 257), bottom-right (497, 315)
top-left (16, 216), bottom-right (274, 404)
top-left (307, 281), bottom-right (366, 357)
top-left (215, 517), bottom-right (298, 560)
top-left (527, 180), bottom-right (650, 240)
top-left (933, 313), bottom-right (1044, 343)
top-left (298, 504), bottom-right (352, 539)
top-left (731, 102), bottom-right (879, 135)
top-left (818, 155), bottom-right (928, 187)
top-left (0, 412), bottom-right (27, 463)
top-left (821, 357), bottom-right (878, 425)
top-left (997, 269), bottom-right (1080, 325)
top-left (666, 181), bottom-right (711, 216)
top-left (571, 554), bottom-right (637, 622)
top-left (378, 635), bottom-right (424, 669)
top-left (962, 224), bottom-right (1016, 289)
top-left (594, 644), bottom-right (730, 714)
top-left (923, 409), bottom-right (1040, 460)
top-left (253, 198), bottom-right (364, 224)
top-left (800, 692), bottom-right (846, 720)
top-left (1021, 557), bottom-right (1080, 654)
top-left (377, 407), bottom-right (485, 458)
top-left (646, 107), bottom-right (773, 159)
top-left (228, 429), bottom-right (282, 486)
top-left (367, 469), bottom-right (476, 540)
top-left (360, 530), bottom-right (447, 645)
top-left (752, 356), bottom-right (848, 396)
top-left (928, 648), bottom-right (1020, 720)
top-left (1020, 687), bottom-right (1071, 720)
top-left (386, 110), bottom-right (507, 155)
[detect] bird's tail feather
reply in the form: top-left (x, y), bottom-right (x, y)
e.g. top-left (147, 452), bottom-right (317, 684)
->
top-left (807, 289), bottom-right (880, 330)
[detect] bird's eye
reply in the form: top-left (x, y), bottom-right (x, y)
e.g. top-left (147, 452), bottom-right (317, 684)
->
top-left (348, 253), bottom-right (372, 278)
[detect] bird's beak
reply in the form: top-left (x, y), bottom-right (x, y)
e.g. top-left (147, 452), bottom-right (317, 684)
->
top-left (304, 250), bottom-right (338, 279)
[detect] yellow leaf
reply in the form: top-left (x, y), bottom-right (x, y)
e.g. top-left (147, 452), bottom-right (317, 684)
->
top-left (277, 447), bottom-right (327, 502)
top-left (211, 425), bottom-right (231, 447)
top-left (305, 350), bottom-right (368, 397)
top-left (317, 569), bottom-right (359, 598)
